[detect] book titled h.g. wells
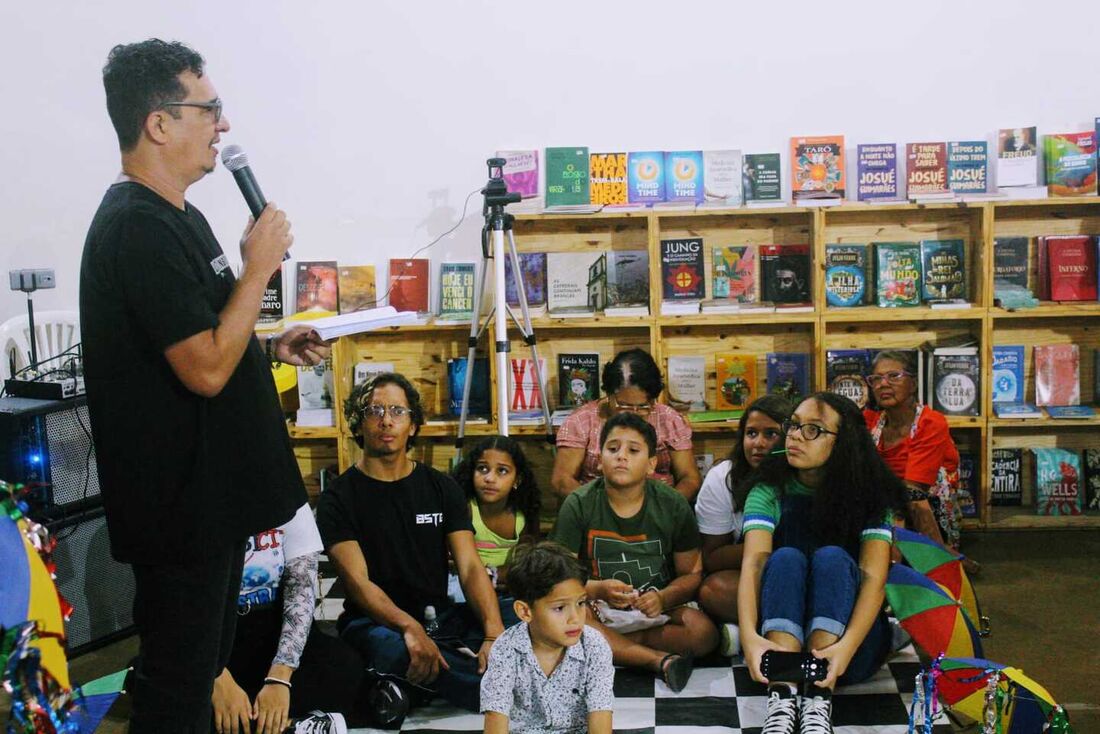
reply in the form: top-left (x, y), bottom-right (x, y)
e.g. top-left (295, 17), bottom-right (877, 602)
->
top-left (874, 242), bottom-right (922, 307)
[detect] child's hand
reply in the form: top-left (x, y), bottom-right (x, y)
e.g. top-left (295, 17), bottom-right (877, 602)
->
top-left (635, 589), bottom-right (664, 617)
top-left (601, 579), bottom-right (635, 608)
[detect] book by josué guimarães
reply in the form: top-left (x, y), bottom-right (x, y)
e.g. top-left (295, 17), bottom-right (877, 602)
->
top-left (906, 142), bottom-right (949, 197)
top-left (856, 143), bottom-right (899, 201)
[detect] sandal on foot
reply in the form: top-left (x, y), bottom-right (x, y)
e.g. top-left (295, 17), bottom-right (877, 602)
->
top-left (659, 653), bottom-right (694, 693)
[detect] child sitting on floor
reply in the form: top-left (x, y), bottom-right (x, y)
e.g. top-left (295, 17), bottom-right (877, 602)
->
top-left (480, 540), bottom-right (613, 734)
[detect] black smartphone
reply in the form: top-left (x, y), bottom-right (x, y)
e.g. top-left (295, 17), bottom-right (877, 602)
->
top-left (760, 651), bottom-right (829, 682)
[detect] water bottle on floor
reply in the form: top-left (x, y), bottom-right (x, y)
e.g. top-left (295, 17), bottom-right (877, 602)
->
top-left (424, 605), bottom-right (439, 637)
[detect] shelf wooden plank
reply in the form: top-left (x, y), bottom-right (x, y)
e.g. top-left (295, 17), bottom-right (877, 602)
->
top-left (945, 416), bottom-right (983, 428)
top-left (419, 422), bottom-right (497, 437)
top-left (657, 312), bottom-right (818, 327)
top-left (992, 196), bottom-right (1100, 211)
top-left (983, 508), bottom-right (1100, 530)
top-left (513, 209), bottom-right (654, 222)
top-left (991, 303), bottom-right (1100, 319)
top-left (990, 415), bottom-right (1100, 429)
top-left (825, 305), bottom-right (983, 322)
top-left (529, 315), bottom-right (653, 329)
top-left (286, 423), bottom-right (338, 439)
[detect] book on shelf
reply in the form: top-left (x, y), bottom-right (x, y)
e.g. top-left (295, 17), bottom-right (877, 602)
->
top-left (712, 245), bottom-right (757, 302)
top-left (589, 152), bottom-right (628, 206)
top-left (541, 203), bottom-right (603, 214)
top-left (627, 151), bottom-right (665, 205)
top-left (1036, 236), bottom-right (1051, 300)
top-left (388, 258), bottom-right (430, 314)
top-left (294, 306), bottom-right (419, 340)
top-left (906, 142), bottom-right (949, 197)
top-left (558, 353), bottom-right (600, 408)
top-left (826, 349), bottom-right (872, 409)
top-left (700, 299), bottom-right (748, 315)
top-left (929, 349), bottom-right (981, 417)
top-left (996, 127), bottom-right (1039, 188)
top-left (437, 262), bottom-right (476, 322)
top-left (687, 409), bottom-right (744, 423)
top-left (447, 357), bottom-right (490, 417)
top-left (1095, 348), bottom-right (1100, 403)
top-left (874, 242), bottom-right (922, 307)
top-left (766, 352), bottom-right (810, 403)
top-left (338, 265), bottom-right (377, 314)
top-left (352, 361), bottom-right (395, 387)
top-left (259, 265), bottom-right (285, 326)
top-left (993, 402), bottom-right (1042, 419)
top-left (297, 356), bottom-right (334, 427)
top-left (660, 300), bottom-right (700, 315)
top-left (920, 239), bottom-right (967, 302)
top-left (1084, 449), bottom-right (1100, 512)
top-left (505, 252), bottom-right (547, 313)
top-left (774, 303), bottom-right (814, 312)
top-left (545, 146), bottom-right (590, 209)
top-left (947, 140), bottom-right (989, 194)
top-left (547, 306), bottom-right (596, 318)
top-left (1045, 405), bottom-right (1097, 419)
top-left (957, 452), bottom-right (978, 518)
top-left (1034, 343), bottom-right (1080, 407)
top-left (606, 250), bottom-right (649, 311)
top-left (1046, 235), bottom-right (1098, 301)
top-left (547, 251), bottom-right (603, 314)
top-left (603, 305), bottom-right (649, 317)
top-left (666, 355), bottom-right (707, 412)
top-left (824, 244), bottom-right (868, 307)
top-left (929, 300), bottom-right (971, 309)
top-left (997, 185), bottom-right (1048, 200)
top-left (1043, 132), bottom-right (1097, 197)
top-left (715, 353), bottom-right (758, 411)
top-left (856, 144), bottom-right (900, 201)
top-left (992, 345), bottom-right (1025, 403)
top-left (496, 150), bottom-right (539, 198)
top-left (296, 260), bottom-right (339, 314)
top-left (702, 150), bottom-right (743, 206)
top-left (743, 153), bottom-right (782, 203)
top-left (993, 237), bottom-right (1030, 291)
top-left (1032, 448), bottom-right (1084, 516)
top-left (990, 448), bottom-right (1023, 506)
top-left (760, 245), bottom-right (811, 304)
top-left (661, 237), bottom-right (705, 301)
top-left (664, 151), bottom-right (705, 205)
top-left (508, 357), bottom-right (546, 422)
top-left (550, 408), bottom-right (574, 427)
top-left (790, 135), bottom-right (845, 201)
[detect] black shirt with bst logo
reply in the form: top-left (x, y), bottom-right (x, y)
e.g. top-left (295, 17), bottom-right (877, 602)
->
top-left (316, 462), bottom-right (473, 629)
top-left (79, 182), bottom-right (304, 564)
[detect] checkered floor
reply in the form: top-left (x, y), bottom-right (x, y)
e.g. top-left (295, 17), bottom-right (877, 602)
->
top-left (315, 562), bottom-right (953, 733)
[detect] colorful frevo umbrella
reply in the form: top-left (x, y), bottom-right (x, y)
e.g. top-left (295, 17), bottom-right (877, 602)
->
top-left (73, 668), bottom-right (129, 734)
top-left (885, 563), bottom-right (983, 660)
top-left (911, 656), bottom-right (1075, 733)
top-left (893, 527), bottom-right (990, 637)
top-left (1, 481), bottom-right (81, 733)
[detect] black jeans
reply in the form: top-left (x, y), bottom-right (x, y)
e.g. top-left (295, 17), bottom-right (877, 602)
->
top-left (128, 543), bottom-right (245, 734)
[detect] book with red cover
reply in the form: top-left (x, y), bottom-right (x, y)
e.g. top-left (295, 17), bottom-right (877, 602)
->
top-left (1034, 343), bottom-right (1080, 406)
top-left (388, 258), bottom-right (430, 313)
top-left (906, 142), bottom-right (949, 196)
top-left (1046, 235), bottom-right (1098, 301)
top-left (295, 261), bottom-right (338, 314)
top-left (1036, 237), bottom-right (1050, 300)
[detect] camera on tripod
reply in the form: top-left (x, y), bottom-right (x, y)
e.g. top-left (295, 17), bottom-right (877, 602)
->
top-left (481, 158), bottom-right (522, 258)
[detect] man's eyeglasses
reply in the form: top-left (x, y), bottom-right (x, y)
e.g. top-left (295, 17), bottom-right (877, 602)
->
top-left (364, 404), bottom-right (410, 420)
top-left (161, 99), bottom-right (223, 123)
top-left (865, 370), bottom-right (914, 387)
top-left (782, 420), bottom-right (838, 441)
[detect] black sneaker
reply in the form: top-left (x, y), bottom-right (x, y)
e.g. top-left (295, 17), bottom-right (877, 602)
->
top-left (365, 678), bottom-right (410, 728)
top-left (286, 711), bottom-right (347, 734)
top-left (761, 683), bottom-right (799, 734)
top-left (800, 689), bottom-right (834, 734)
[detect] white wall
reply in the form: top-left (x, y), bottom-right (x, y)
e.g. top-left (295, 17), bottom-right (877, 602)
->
top-left (2, 0), bottom-right (1099, 323)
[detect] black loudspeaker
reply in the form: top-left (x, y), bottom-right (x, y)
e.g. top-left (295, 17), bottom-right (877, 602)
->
top-left (49, 505), bottom-right (135, 655)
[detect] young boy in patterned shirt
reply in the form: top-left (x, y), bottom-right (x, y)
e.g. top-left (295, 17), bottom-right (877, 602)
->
top-left (480, 541), bottom-right (614, 734)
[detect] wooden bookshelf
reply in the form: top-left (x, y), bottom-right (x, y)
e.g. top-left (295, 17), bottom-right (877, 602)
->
top-left (285, 199), bottom-right (1100, 529)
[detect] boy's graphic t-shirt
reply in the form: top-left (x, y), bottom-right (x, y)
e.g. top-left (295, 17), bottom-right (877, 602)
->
top-left (550, 478), bottom-right (699, 590)
top-left (239, 503), bottom-right (323, 609)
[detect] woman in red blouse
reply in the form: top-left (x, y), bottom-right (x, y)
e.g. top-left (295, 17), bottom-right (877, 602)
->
top-left (862, 350), bottom-right (963, 551)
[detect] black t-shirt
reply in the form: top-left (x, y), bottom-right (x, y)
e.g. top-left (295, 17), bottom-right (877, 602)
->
top-left (316, 463), bottom-right (474, 628)
top-left (79, 182), bottom-right (304, 563)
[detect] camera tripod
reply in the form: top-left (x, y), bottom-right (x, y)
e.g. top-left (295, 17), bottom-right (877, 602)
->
top-left (456, 159), bottom-right (553, 449)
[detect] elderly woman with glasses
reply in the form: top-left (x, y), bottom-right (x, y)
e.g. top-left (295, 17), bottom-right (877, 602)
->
top-left (552, 348), bottom-right (701, 502)
top-left (862, 350), bottom-right (963, 551)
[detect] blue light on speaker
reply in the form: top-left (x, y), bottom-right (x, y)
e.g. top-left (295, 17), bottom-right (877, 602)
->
top-left (29, 453), bottom-right (41, 464)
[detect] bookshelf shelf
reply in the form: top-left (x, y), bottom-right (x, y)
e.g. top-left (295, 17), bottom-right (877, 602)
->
top-left (283, 198), bottom-right (1100, 531)
top-left (286, 423), bottom-right (338, 440)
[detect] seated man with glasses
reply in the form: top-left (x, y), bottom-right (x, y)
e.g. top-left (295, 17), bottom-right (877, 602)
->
top-left (862, 350), bottom-right (963, 552)
top-left (315, 373), bottom-right (509, 720)
top-left (553, 348), bottom-right (701, 502)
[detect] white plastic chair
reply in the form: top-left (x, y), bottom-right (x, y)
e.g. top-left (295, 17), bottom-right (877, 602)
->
top-left (0, 310), bottom-right (81, 381)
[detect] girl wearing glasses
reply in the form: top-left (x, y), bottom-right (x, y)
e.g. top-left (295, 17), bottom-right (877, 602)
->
top-left (694, 395), bottom-right (794, 656)
top-left (862, 350), bottom-right (963, 552)
top-left (552, 348), bottom-right (701, 502)
top-left (738, 392), bottom-right (908, 734)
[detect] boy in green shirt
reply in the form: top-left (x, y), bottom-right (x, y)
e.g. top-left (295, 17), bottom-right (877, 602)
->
top-left (551, 412), bottom-right (717, 692)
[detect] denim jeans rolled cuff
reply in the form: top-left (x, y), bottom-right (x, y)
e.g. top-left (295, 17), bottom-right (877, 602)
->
top-left (808, 615), bottom-right (847, 639)
top-left (760, 617), bottom-right (805, 645)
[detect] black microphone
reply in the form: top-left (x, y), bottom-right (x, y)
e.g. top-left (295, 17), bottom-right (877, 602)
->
top-left (221, 144), bottom-right (289, 260)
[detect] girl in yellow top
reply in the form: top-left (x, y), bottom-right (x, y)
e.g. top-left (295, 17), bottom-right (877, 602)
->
top-left (452, 435), bottom-right (541, 591)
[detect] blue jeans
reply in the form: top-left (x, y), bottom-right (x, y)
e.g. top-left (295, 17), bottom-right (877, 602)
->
top-left (760, 545), bottom-right (891, 685)
top-left (340, 600), bottom-right (518, 712)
